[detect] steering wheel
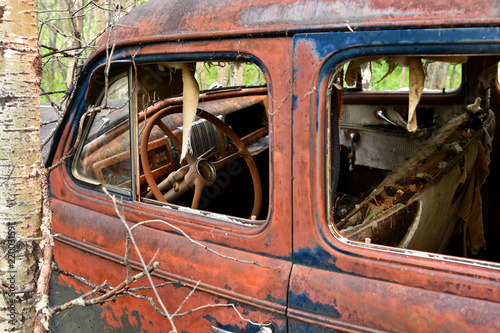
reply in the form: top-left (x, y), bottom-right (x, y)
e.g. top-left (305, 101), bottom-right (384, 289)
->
top-left (140, 105), bottom-right (262, 219)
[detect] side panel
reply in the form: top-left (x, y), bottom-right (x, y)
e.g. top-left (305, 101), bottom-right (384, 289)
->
top-left (50, 37), bottom-right (293, 333)
top-left (290, 28), bottom-right (500, 331)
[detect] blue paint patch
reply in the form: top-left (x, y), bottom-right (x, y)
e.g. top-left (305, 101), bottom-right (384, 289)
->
top-left (291, 92), bottom-right (299, 112)
top-left (295, 27), bottom-right (500, 67)
top-left (266, 293), bottom-right (287, 306)
top-left (50, 272), bottom-right (141, 333)
top-left (205, 314), bottom-right (284, 333)
top-left (294, 246), bottom-right (338, 270)
top-left (289, 291), bottom-right (341, 320)
top-left (204, 305), bottom-right (286, 333)
top-left (294, 27), bottom-right (500, 104)
top-left (106, 304), bottom-right (119, 323)
top-left (264, 232), bottom-right (272, 248)
top-left (120, 308), bottom-right (142, 331)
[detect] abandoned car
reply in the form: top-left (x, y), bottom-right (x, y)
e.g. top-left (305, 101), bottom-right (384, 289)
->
top-left (48, 0), bottom-right (500, 331)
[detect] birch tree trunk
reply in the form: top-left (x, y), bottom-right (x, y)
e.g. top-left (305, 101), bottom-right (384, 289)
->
top-left (0, 0), bottom-right (42, 332)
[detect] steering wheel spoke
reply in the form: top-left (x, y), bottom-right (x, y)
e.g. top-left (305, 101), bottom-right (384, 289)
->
top-left (140, 105), bottom-right (262, 219)
top-left (191, 183), bottom-right (205, 210)
top-left (156, 119), bottom-right (181, 149)
top-left (213, 149), bottom-right (244, 171)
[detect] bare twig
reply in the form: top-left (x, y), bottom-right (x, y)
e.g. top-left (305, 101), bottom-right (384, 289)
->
top-left (103, 188), bottom-right (178, 332)
top-left (37, 1), bottom-right (269, 332)
top-left (173, 280), bottom-right (201, 317)
top-left (48, 262), bottom-right (159, 317)
top-left (131, 219), bottom-right (273, 268)
top-left (35, 4), bottom-right (145, 333)
top-left (53, 262), bottom-right (173, 294)
top-left (52, 263), bottom-right (110, 291)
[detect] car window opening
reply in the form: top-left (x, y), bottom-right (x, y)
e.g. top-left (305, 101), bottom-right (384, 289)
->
top-left (330, 54), bottom-right (498, 263)
top-left (74, 60), bottom-right (270, 223)
top-left (343, 57), bottom-right (463, 92)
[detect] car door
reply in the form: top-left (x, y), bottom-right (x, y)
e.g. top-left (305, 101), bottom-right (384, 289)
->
top-left (49, 37), bottom-right (294, 333)
top-left (290, 27), bottom-right (500, 332)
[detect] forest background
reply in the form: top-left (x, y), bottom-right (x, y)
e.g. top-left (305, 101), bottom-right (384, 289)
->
top-left (39, 0), bottom-right (148, 106)
top-left (38, 0), bottom-right (462, 110)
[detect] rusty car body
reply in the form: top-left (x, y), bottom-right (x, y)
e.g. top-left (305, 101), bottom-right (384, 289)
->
top-left (48, 0), bottom-right (500, 331)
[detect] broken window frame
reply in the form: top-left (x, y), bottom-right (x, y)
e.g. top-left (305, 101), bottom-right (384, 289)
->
top-left (72, 66), bottom-right (134, 197)
top-left (71, 53), bottom-right (272, 224)
top-left (325, 49), bottom-right (500, 268)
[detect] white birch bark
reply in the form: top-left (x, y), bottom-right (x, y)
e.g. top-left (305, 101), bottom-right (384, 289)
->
top-left (0, 0), bottom-right (42, 332)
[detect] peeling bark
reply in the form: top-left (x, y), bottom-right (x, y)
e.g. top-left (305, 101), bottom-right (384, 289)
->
top-left (0, 1), bottom-right (42, 332)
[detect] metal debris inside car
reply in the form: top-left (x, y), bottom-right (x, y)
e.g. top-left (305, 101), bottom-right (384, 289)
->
top-left (332, 56), bottom-right (497, 257)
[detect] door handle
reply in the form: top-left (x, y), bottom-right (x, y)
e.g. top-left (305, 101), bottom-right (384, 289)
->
top-left (347, 129), bottom-right (359, 172)
top-left (211, 325), bottom-right (273, 333)
top-left (374, 107), bottom-right (403, 128)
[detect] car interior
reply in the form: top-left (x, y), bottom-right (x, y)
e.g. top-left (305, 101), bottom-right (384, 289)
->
top-left (73, 55), bottom-right (500, 263)
top-left (74, 60), bottom-right (270, 222)
top-left (330, 55), bottom-right (500, 262)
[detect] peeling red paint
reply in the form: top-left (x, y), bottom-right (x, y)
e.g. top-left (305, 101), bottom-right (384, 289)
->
top-left (49, 0), bottom-right (500, 332)
top-left (89, 0), bottom-right (500, 64)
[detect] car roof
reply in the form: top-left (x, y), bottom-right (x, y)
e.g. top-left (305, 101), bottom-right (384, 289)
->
top-left (90, 0), bottom-right (500, 61)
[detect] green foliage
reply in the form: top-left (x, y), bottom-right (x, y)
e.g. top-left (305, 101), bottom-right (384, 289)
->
top-left (199, 63), bottom-right (222, 88)
top-left (370, 60), bottom-right (462, 91)
top-left (38, 1), bottom-right (69, 103)
top-left (38, 0), bottom-right (149, 103)
top-left (370, 61), bottom-right (406, 91)
top-left (242, 64), bottom-right (266, 86)
top-left (197, 62), bottom-right (265, 90)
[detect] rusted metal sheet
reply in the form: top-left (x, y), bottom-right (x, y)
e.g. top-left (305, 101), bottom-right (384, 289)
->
top-left (51, 240), bottom-right (288, 332)
top-left (50, 35), bottom-right (294, 332)
top-left (96, 0), bottom-right (500, 41)
top-left (51, 200), bottom-right (291, 309)
top-left (290, 28), bottom-right (500, 331)
top-left (48, 0), bottom-right (500, 331)
top-left (289, 264), bottom-right (500, 332)
top-left (89, 0), bottom-right (500, 62)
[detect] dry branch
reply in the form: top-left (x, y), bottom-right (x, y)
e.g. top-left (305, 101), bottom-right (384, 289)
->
top-left (102, 190), bottom-right (271, 331)
top-left (35, 2), bottom-right (270, 332)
